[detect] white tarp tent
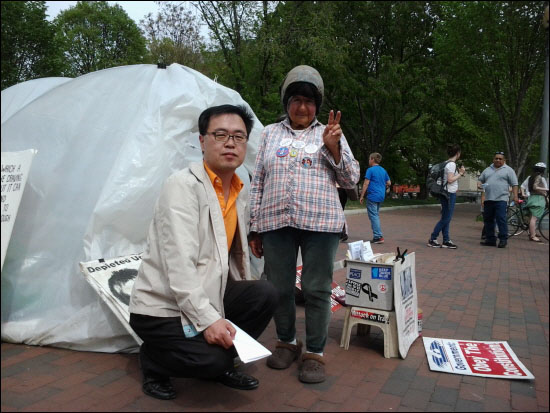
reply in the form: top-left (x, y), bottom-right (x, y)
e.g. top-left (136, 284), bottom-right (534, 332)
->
top-left (1, 64), bottom-right (264, 352)
top-left (1, 77), bottom-right (72, 123)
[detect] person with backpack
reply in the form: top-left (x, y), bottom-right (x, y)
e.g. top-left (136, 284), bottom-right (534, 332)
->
top-left (427, 144), bottom-right (466, 249)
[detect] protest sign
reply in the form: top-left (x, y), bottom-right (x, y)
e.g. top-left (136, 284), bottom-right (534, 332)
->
top-left (1, 149), bottom-right (36, 270)
top-left (423, 337), bottom-right (534, 379)
top-left (80, 254), bottom-right (143, 345)
top-left (393, 252), bottom-right (418, 358)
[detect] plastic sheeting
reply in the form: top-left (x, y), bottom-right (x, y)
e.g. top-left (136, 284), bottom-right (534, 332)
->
top-left (1, 64), bottom-right (264, 352)
top-left (1, 77), bottom-right (72, 123)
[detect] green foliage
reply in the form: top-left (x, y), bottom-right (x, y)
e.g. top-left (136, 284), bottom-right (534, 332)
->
top-left (53, 1), bottom-right (147, 77)
top-left (1, 1), bottom-right (64, 90)
top-left (433, 1), bottom-right (546, 176)
top-left (3, 0), bottom-right (545, 187)
top-left (140, 2), bottom-right (205, 69)
top-left (194, 1), bottom-right (265, 95)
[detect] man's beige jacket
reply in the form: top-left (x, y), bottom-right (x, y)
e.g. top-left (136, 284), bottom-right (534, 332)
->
top-left (129, 162), bottom-right (252, 333)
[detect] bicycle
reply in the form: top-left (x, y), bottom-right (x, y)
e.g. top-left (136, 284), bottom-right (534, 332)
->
top-left (507, 197), bottom-right (549, 241)
top-left (537, 197), bottom-right (549, 241)
top-left (506, 200), bottom-right (529, 237)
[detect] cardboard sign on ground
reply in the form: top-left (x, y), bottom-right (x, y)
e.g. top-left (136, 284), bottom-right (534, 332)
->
top-left (423, 337), bottom-right (534, 379)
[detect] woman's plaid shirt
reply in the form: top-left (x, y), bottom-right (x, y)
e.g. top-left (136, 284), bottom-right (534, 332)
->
top-left (249, 118), bottom-right (360, 234)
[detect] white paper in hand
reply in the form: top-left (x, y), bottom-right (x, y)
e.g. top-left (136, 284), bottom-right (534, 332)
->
top-left (228, 321), bottom-right (272, 363)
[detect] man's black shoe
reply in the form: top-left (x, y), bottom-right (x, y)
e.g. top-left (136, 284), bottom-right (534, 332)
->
top-left (480, 240), bottom-right (497, 246)
top-left (216, 369), bottom-right (259, 390)
top-left (142, 377), bottom-right (176, 400)
top-left (498, 240), bottom-right (507, 248)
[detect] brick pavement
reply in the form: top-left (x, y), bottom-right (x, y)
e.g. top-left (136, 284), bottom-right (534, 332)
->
top-left (1, 203), bottom-right (548, 411)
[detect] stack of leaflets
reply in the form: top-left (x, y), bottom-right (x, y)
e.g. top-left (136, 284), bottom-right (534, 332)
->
top-left (346, 240), bottom-right (382, 262)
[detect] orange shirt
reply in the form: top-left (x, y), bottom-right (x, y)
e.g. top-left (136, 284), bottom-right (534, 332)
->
top-left (204, 162), bottom-right (243, 251)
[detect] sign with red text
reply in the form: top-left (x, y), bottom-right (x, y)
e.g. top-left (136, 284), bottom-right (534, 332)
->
top-left (423, 337), bottom-right (534, 379)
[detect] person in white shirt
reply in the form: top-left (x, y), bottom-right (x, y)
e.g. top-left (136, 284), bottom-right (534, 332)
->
top-left (427, 144), bottom-right (466, 249)
top-left (525, 162), bottom-right (549, 242)
top-left (521, 173), bottom-right (548, 198)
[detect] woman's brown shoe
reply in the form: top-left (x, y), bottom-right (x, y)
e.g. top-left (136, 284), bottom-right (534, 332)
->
top-left (299, 353), bottom-right (325, 383)
top-left (266, 340), bottom-right (303, 369)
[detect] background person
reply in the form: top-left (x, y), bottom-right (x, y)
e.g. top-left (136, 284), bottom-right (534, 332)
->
top-left (427, 144), bottom-right (466, 249)
top-left (248, 65), bottom-right (360, 384)
top-left (520, 165), bottom-right (548, 199)
top-left (478, 151), bottom-right (519, 248)
top-left (525, 162), bottom-right (548, 242)
top-left (359, 152), bottom-right (391, 244)
top-left (129, 105), bottom-right (277, 400)
top-left (520, 177), bottom-right (530, 199)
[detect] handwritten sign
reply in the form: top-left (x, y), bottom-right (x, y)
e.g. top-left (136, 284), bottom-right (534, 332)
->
top-left (1, 149), bottom-right (37, 270)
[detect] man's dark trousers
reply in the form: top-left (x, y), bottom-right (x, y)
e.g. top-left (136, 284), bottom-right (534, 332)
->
top-left (483, 200), bottom-right (508, 243)
top-left (130, 279), bottom-right (278, 380)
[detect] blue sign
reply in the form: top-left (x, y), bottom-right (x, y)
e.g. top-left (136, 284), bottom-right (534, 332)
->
top-left (349, 268), bottom-right (362, 280)
top-left (371, 267), bottom-right (392, 280)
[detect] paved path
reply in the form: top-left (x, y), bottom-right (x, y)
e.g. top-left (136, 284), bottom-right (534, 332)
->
top-left (2, 204), bottom-right (548, 411)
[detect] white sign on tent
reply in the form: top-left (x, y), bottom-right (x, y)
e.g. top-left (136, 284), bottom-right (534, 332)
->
top-left (1, 149), bottom-right (36, 270)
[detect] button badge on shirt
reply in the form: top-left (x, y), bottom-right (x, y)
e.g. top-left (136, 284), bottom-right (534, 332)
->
top-left (292, 140), bottom-right (306, 149)
top-left (290, 148), bottom-right (298, 157)
top-left (301, 157), bottom-right (313, 169)
top-left (305, 144), bottom-right (318, 154)
top-left (280, 138), bottom-right (293, 147)
top-left (276, 147), bottom-right (289, 157)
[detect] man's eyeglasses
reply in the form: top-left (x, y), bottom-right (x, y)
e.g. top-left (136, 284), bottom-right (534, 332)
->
top-left (206, 131), bottom-right (248, 144)
top-left (495, 151), bottom-right (505, 155)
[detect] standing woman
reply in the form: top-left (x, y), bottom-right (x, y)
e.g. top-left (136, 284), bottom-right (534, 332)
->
top-left (427, 144), bottom-right (466, 249)
top-left (248, 65), bottom-right (360, 383)
top-left (525, 162), bottom-right (548, 242)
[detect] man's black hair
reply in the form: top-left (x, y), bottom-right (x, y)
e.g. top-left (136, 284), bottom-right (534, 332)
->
top-left (447, 144), bottom-right (461, 158)
top-left (198, 104), bottom-right (254, 136)
top-left (283, 81), bottom-right (322, 115)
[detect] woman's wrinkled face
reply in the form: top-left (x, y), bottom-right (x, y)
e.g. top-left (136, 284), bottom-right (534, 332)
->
top-left (287, 95), bottom-right (316, 130)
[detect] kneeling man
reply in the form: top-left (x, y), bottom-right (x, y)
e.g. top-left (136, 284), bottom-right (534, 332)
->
top-left (129, 104), bottom-right (278, 400)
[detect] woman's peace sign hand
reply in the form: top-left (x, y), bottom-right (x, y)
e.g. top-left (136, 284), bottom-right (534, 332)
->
top-left (323, 110), bottom-right (342, 163)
